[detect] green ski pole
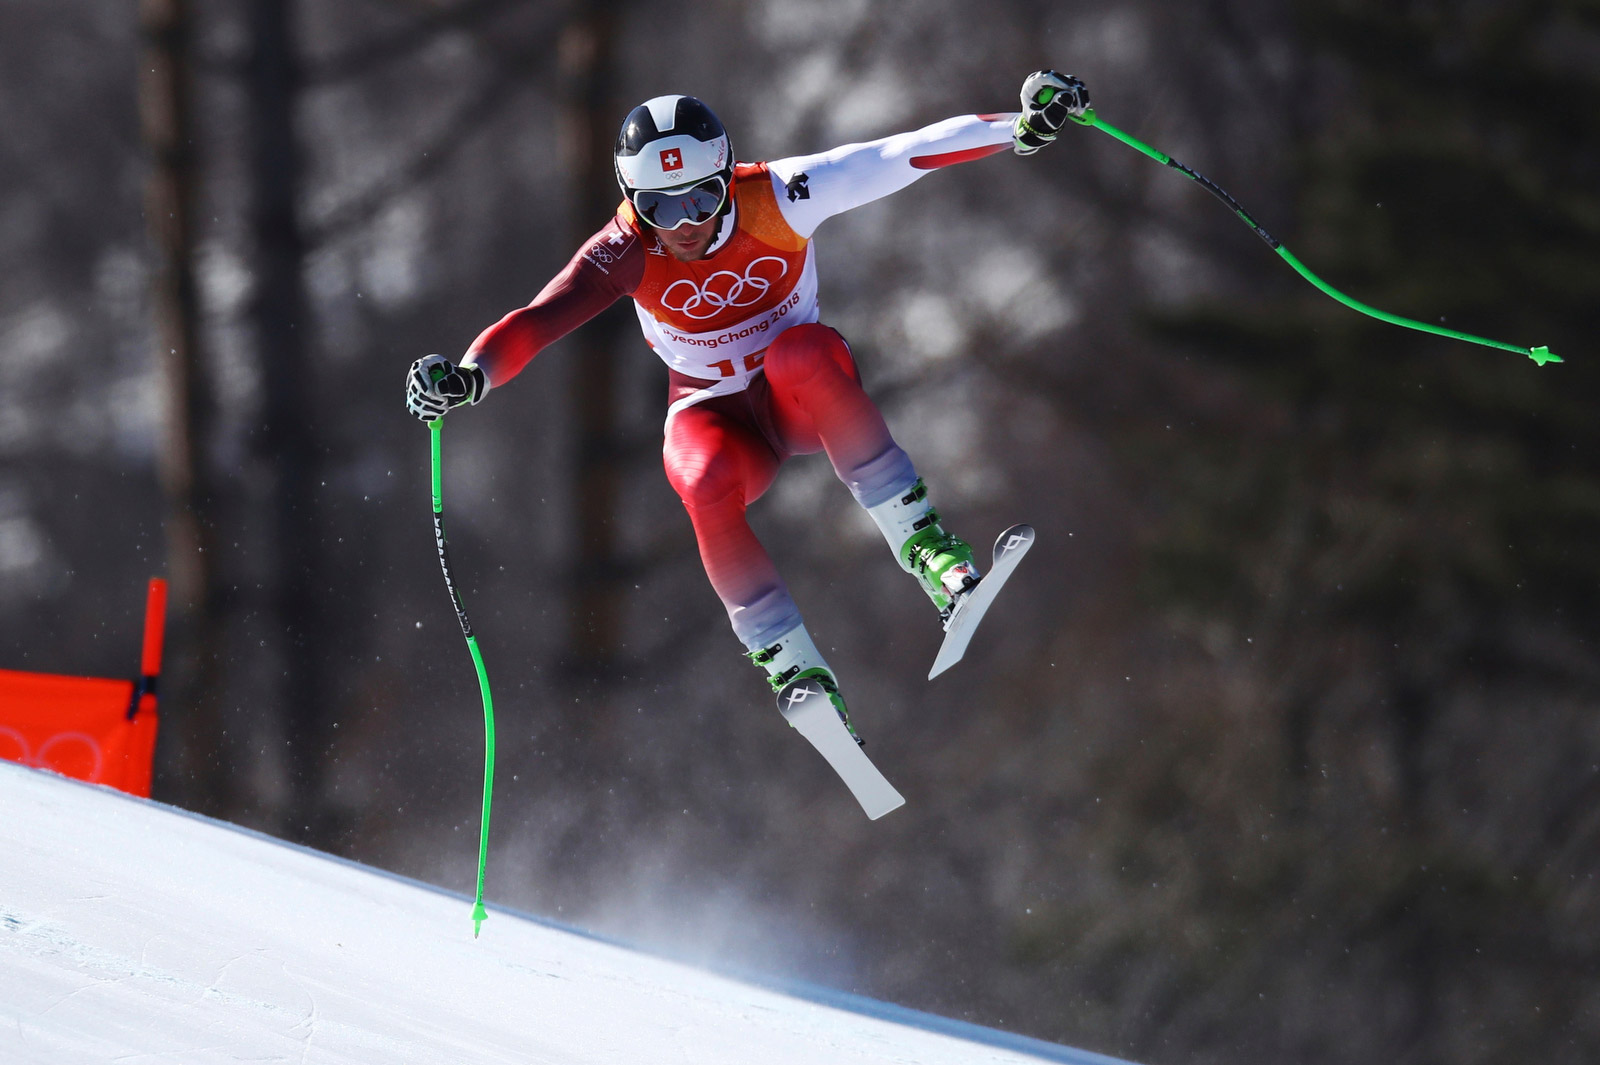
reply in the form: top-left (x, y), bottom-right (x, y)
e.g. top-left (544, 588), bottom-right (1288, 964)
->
top-left (428, 417), bottom-right (497, 937)
top-left (1067, 108), bottom-right (1559, 366)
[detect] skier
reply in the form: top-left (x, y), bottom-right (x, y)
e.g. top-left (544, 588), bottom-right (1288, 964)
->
top-left (407, 71), bottom-right (1089, 739)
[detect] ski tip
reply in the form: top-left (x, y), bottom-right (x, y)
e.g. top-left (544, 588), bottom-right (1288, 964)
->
top-left (994, 524), bottom-right (1035, 554)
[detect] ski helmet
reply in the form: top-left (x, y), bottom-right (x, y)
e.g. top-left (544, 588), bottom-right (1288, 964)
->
top-left (614, 95), bottom-right (733, 230)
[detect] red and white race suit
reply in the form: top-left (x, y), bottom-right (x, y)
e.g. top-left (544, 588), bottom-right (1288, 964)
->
top-left (462, 112), bottom-right (1018, 650)
top-left (465, 112), bottom-right (1016, 404)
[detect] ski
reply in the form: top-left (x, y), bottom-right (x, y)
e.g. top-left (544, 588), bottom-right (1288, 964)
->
top-left (779, 676), bottom-right (906, 820)
top-left (928, 524), bottom-right (1035, 680)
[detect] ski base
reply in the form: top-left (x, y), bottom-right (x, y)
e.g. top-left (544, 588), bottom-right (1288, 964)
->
top-left (779, 677), bottom-right (905, 820)
top-left (928, 524), bottom-right (1035, 680)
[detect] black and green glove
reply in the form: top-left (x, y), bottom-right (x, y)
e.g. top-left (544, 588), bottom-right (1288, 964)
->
top-left (406, 354), bottom-right (487, 422)
top-left (1013, 70), bottom-right (1090, 156)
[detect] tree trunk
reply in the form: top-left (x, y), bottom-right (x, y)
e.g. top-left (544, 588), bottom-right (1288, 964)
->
top-left (138, 0), bottom-right (232, 817)
top-left (558, 5), bottom-right (626, 745)
top-left (246, 0), bottom-right (330, 847)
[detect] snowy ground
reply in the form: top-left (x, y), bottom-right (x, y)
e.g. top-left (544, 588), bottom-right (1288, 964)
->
top-left (0, 760), bottom-right (1132, 1064)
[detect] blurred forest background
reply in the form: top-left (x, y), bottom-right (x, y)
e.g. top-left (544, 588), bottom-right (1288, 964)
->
top-left (2, 0), bottom-right (1597, 1062)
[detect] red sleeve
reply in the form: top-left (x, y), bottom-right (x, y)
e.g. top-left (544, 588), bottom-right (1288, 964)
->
top-left (463, 215), bottom-right (646, 387)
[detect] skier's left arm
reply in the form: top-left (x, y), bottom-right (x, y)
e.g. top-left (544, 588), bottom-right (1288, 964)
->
top-left (768, 70), bottom-right (1089, 239)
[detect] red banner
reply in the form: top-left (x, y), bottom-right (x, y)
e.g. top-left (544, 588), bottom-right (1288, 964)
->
top-left (0, 579), bottom-right (164, 797)
top-left (0, 671), bottom-right (158, 796)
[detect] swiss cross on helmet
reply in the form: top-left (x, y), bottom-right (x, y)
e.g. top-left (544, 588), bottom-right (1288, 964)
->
top-left (614, 95), bottom-right (734, 230)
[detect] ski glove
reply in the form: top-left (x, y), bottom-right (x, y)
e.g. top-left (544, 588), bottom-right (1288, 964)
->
top-left (1013, 70), bottom-right (1090, 155)
top-left (406, 354), bottom-right (488, 422)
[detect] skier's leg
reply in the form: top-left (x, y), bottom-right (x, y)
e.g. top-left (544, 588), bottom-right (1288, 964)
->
top-left (762, 323), bottom-right (980, 617)
top-left (762, 323), bottom-right (912, 506)
top-left (662, 402), bottom-right (798, 651)
top-left (664, 399), bottom-right (857, 734)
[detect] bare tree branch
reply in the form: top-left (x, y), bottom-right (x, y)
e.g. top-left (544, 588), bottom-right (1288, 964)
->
top-left (303, 33), bottom-right (550, 245)
top-left (302, 0), bottom-right (523, 87)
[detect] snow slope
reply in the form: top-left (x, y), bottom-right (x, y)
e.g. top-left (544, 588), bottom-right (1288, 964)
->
top-left (0, 760), bottom-right (1133, 1065)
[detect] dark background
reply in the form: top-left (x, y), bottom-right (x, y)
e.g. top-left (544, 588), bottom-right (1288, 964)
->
top-left (2, 2), bottom-right (1596, 1062)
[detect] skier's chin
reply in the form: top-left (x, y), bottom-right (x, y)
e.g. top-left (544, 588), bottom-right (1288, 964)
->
top-left (664, 233), bottom-right (713, 261)
top-left (656, 217), bottom-right (718, 261)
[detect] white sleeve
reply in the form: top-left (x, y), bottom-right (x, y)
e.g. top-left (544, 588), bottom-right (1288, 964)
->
top-left (766, 113), bottom-right (1018, 240)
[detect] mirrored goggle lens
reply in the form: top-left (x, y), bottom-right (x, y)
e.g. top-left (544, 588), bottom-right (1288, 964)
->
top-left (632, 178), bottom-right (727, 231)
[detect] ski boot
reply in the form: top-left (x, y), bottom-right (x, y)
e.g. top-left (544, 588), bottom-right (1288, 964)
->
top-left (748, 622), bottom-right (862, 746)
top-left (866, 478), bottom-right (981, 625)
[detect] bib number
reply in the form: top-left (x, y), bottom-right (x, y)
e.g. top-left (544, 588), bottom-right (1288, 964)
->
top-left (708, 350), bottom-right (766, 378)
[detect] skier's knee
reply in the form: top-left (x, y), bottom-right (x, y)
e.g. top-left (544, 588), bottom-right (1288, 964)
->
top-left (667, 451), bottom-right (745, 512)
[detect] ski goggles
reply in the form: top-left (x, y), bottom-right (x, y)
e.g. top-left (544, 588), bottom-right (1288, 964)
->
top-left (629, 175), bottom-right (728, 231)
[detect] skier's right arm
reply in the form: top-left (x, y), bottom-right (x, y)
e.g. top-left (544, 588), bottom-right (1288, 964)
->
top-left (405, 217), bottom-right (643, 421)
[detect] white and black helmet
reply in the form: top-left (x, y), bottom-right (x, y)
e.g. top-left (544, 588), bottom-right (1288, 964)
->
top-left (614, 95), bottom-right (734, 230)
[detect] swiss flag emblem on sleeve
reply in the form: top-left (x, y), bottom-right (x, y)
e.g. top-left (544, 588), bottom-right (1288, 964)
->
top-left (660, 148), bottom-right (682, 172)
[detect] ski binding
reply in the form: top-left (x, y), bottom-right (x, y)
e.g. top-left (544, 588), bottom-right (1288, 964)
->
top-left (928, 523), bottom-right (1034, 680)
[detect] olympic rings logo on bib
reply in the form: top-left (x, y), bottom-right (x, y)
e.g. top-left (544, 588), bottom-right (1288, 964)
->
top-left (660, 256), bottom-right (790, 320)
